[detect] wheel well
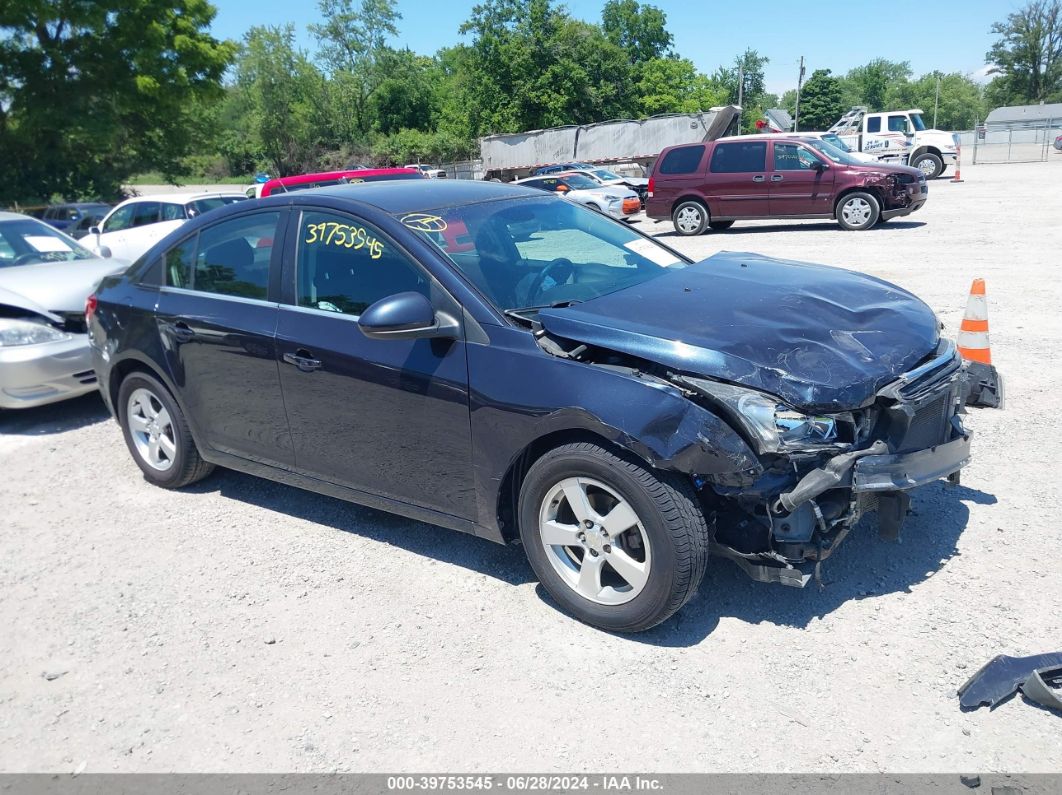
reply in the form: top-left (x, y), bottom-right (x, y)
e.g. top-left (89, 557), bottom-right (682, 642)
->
top-left (834, 186), bottom-right (884, 213)
top-left (912, 146), bottom-right (942, 159)
top-left (108, 359), bottom-right (169, 417)
top-left (495, 429), bottom-right (628, 542)
top-left (671, 195), bottom-right (709, 217)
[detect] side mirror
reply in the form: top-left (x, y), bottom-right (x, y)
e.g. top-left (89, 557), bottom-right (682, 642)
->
top-left (98, 245), bottom-right (113, 259)
top-left (555, 185), bottom-right (569, 193)
top-left (358, 292), bottom-right (460, 341)
top-left (89, 226), bottom-right (101, 236)
top-left (814, 160), bottom-right (829, 171)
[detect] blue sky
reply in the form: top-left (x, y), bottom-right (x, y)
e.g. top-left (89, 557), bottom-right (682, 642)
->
top-left (209, 0), bottom-right (1009, 95)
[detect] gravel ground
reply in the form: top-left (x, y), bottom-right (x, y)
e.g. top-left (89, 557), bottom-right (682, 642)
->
top-left (2, 160), bottom-right (1061, 774)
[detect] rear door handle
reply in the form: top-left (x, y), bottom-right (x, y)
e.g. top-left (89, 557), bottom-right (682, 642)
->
top-left (752, 175), bottom-right (765, 183)
top-left (283, 349), bottom-right (322, 373)
top-left (771, 175), bottom-right (783, 182)
top-left (170, 321), bottom-right (194, 343)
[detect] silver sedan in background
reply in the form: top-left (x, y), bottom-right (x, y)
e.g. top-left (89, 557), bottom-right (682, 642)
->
top-left (0, 212), bottom-right (127, 409)
top-left (514, 172), bottom-right (642, 221)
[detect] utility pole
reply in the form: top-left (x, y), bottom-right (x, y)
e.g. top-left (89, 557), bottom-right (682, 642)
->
top-left (933, 75), bottom-right (941, 128)
top-left (793, 56), bottom-right (806, 132)
top-left (736, 64), bottom-right (744, 133)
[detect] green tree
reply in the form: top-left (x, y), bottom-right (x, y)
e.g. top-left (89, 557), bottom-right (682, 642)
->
top-left (457, 0), bottom-right (634, 135)
top-left (0, 0), bottom-right (235, 203)
top-left (370, 50), bottom-right (442, 135)
top-left (635, 58), bottom-right (726, 115)
top-left (713, 48), bottom-right (769, 132)
top-left (601, 0), bottom-right (672, 64)
top-left (231, 25), bottom-right (328, 175)
top-left (796, 68), bottom-right (846, 130)
top-left (843, 59), bottom-right (912, 110)
top-left (886, 71), bottom-right (986, 130)
top-left (986, 0), bottom-right (1062, 103)
top-left (311, 0), bottom-right (401, 135)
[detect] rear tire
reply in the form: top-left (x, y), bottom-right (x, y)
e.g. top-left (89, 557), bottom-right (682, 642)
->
top-left (836, 191), bottom-right (881, 231)
top-left (672, 200), bottom-right (709, 236)
top-left (912, 152), bottom-right (944, 179)
top-left (118, 372), bottom-right (214, 489)
top-left (518, 442), bottom-right (710, 632)
top-left (708, 220), bottom-right (735, 230)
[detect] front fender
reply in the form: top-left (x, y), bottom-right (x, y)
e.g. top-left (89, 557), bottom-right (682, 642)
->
top-left (468, 330), bottom-right (763, 534)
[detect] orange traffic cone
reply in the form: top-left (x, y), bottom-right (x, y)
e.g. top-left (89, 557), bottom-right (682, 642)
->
top-left (951, 144), bottom-right (964, 183)
top-left (957, 279), bottom-right (991, 364)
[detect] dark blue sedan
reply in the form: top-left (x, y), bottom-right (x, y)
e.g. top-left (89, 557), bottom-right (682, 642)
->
top-left (88, 180), bottom-right (1000, 631)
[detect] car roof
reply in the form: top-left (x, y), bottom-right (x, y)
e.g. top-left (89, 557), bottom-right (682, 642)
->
top-left (0, 210), bottom-right (44, 222)
top-left (306, 179), bottom-right (544, 214)
top-left (114, 191), bottom-right (245, 207)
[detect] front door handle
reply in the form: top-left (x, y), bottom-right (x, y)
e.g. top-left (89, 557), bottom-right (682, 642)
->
top-left (171, 321), bottom-right (194, 343)
top-left (771, 174), bottom-right (783, 182)
top-left (752, 175), bottom-right (765, 183)
top-left (283, 349), bottom-right (322, 373)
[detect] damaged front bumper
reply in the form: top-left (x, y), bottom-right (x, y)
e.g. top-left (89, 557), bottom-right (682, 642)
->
top-left (697, 341), bottom-right (1002, 587)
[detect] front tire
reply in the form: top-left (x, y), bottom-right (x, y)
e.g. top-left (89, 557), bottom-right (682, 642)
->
top-left (518, 442), bottom-right (710, 632)
top-left (672, 200), bottom-right (709, 236)
top-left (912, 152), bottom-right (944, 179)
top-left (118, 372), bottom-right (214, 489)
top-left (836, 191), bottom-right (881, 230)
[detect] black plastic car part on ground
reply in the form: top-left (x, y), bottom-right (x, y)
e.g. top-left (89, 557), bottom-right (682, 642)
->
top-left (958, 652), bottom-right (1062, 711)
top-left (88, 180), bottom-right (1002, 631)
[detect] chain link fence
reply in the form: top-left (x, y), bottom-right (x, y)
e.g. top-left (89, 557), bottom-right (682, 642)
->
top-left (957, 120), bottom-right (1061, 164)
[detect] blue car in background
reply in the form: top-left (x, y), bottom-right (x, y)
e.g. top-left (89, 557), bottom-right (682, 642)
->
top-left (41, 202), bottom-right (111, 236)
top-left (87, 180), bottom-right (1000, 631)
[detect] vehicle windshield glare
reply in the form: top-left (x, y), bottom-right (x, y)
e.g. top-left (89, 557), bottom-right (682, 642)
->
top-left (0, 219), bottom-right (97, 267)
top-left (910, 113), bottom-right (927, 131)
top-left (560, 174), bottom-right (601, 190)
top-left (591, 168), bottom-right (623, 181)
top-left (402, 196), bottom-right (686, 312)
top-left (803, 138), bottom-right (862, 166)
top-left (820, 133), bottom-right (853, 153)
top-left (188, 196), bottom-right (246, 217)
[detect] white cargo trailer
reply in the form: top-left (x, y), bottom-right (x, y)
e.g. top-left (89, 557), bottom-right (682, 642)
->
top-left (479, 106), bottom-right (742, 180)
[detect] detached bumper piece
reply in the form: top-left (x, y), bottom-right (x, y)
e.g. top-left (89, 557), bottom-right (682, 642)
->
top-left (964, 360), bottom-right (1004, 409)
top-left (958, 651), bottom-right (1062, 714)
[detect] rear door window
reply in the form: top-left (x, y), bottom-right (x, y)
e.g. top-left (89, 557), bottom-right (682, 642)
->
top-left (192, 212), bottom-right (280, 300)
top-left (658, 145), bottom-right (705, 175)
top-left (130, 202), bottom-right (161, 228)
top-left (709, 142), bottom-right (767, 173)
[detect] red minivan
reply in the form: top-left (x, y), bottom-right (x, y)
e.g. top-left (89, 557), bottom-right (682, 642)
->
top-left (646, 135), bottom-right (928, 234)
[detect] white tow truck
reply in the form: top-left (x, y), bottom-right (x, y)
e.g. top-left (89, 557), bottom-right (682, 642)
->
top-left (826, 107), bottom-right (959, 179)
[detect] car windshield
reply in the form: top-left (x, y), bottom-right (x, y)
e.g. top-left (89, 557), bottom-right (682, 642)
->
top-left (188, 196), bottom-right (246, 217)
top-left (0, 219), bottom-right (96, 267)
top-left (401, 196), bottom-right (686, 313)
top-left (803, 138), bottom-right (862, 166)
top-left (820, 133), bottom-right (853, 153)
top-left (910, 113), bottom-right (927, 131)
top-left (560, 174), bottom-right (600, 190)
top-left (591, 168), bottom-right (623, 180)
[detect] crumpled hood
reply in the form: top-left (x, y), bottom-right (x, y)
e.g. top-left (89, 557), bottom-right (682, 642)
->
top-left (0, 258), bottom-right (128, 314)
top-left (538, 251), bottom-right (941, 412)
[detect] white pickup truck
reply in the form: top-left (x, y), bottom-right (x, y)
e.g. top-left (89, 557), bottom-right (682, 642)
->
top-left (827, 107), bottom-right (959, 179)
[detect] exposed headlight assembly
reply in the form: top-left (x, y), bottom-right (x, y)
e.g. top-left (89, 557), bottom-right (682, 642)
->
top-left (0, 318), bottom-right (71, 347)
top-left (683, 377), bottom-right (837, 453)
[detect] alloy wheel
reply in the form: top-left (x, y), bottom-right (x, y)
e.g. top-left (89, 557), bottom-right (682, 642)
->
top-left (537, 477), bottom-right (652, 605)
top-left (126, 387), bottom-right (177, 472)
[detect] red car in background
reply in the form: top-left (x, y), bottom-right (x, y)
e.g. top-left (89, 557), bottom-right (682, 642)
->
top-left (251, 168), bottom-right (422, 198)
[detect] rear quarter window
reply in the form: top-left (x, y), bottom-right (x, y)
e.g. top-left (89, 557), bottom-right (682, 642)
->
top-left (658, 145), bottom-right (705, 175)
